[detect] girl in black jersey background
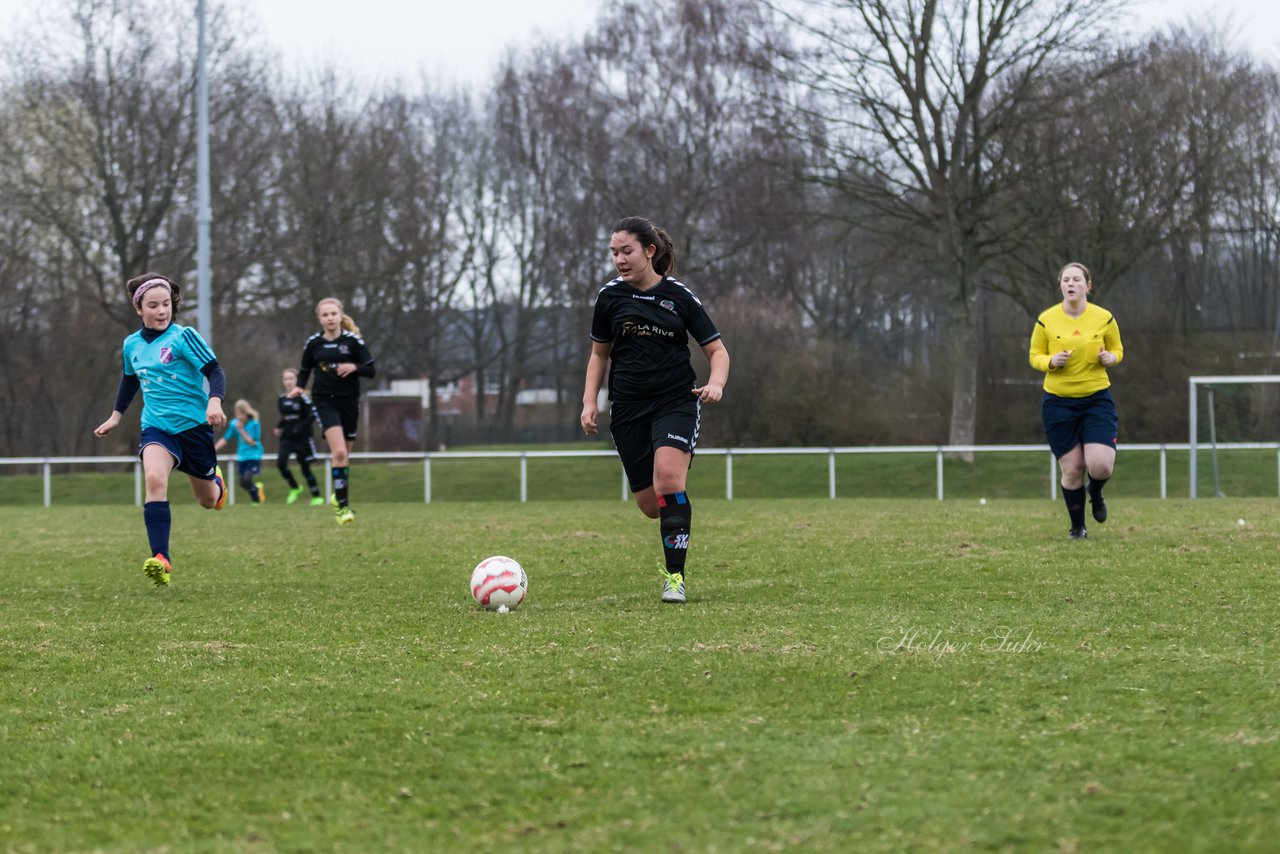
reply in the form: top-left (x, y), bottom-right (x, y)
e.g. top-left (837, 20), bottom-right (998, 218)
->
top-left (289, 298), bottom-right (376, 526)
top-left (275, 367), bottom-right (324, 506)
top-left (580, 216), bottom-right (730, 603)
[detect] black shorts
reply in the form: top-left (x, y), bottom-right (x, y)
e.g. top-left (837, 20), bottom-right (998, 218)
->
top-left (1042, 389), bottom-right (1118, 459)
top-left (277, 436), bottom-right (317, 463)
top-left (139, 424), bottom-right (219, 480)
top-left (609, 392), bottom-right (701, 493)
top-left (313, 395), bottom-right (359, 442)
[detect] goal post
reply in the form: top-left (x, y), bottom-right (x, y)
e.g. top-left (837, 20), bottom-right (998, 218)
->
top-left (1188, 375), bottom-right (1280, 498)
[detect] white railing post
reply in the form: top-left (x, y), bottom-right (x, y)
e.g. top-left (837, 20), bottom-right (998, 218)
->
top-left (1050, 452), bottom-right (1058, 501)
top-left (424, 456), bottom-right (431, 504)
top-left (725, 449), bottom-right (734, 500)
top-left (828, 450), bottom-right (836, 499)
top-left (1189, 378), bottom-right (1198, 498)
top-left (520, 453), bottom-right (528, 503)
top-left (135, 461), bottom-right (143, 506)
top-left (1159, 446), bottom-right (1167, 499)
top-left (935, 448), bottom-right (943, 500)
top-left (621, 466), bottom-right (628, 501)
top-left (43, 460), bottom-right (51, 508)
top-left (325, 459), bottom-right (332, 503)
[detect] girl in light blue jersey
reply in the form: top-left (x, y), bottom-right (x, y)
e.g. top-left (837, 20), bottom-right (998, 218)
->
top-left (95, 273), bottom-right (229, 587)
top-left (216, 399), bottom-right (266, 504)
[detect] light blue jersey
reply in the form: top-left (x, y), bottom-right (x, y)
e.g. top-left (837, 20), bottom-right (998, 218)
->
top-left (221, 418), bottom-right (264, 462)
top-left (122, 323), bottom-right (217, 434)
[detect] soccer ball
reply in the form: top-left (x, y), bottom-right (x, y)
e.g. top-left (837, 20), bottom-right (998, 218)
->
top-left (470, 555), bottom-right (527, 611)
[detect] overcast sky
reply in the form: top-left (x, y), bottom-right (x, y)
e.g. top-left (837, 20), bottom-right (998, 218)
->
top-left (0, 0), bottom-right (1276, 86)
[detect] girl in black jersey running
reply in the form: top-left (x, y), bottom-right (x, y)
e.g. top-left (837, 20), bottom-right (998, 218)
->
top-left (275, 367), bottom-right (324, 506)
top-left (580, 216), bottom-right (730, 603)
top-left (289, 298), bottom-right (376, 526)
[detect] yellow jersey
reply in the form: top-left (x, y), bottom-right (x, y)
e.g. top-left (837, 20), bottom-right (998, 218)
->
top-left (1029, 303), bottom-right (1123, 397)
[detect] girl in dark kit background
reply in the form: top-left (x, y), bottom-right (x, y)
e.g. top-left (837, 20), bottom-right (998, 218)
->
top-left (289, 297), bottom-right (376, 526)
top-left (275, 367), bottom-right (324, 505)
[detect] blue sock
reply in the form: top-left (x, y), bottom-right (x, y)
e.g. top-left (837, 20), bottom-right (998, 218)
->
top-left (143, 501), bottom-right (171, 560)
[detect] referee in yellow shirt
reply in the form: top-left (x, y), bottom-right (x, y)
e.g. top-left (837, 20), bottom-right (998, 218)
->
top-left (1029, 262), bottom-right (1124, 539)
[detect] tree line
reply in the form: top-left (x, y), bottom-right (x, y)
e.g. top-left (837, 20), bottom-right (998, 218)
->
top-left (1, 0), bottom-right (1276, 458)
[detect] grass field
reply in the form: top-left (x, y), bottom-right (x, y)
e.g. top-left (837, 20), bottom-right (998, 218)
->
top-left (2, 496), bottom-right (1278, 852)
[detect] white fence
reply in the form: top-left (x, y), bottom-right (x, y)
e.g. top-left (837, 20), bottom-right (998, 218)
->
top-left (3, 443), bottom-right (1279, 507)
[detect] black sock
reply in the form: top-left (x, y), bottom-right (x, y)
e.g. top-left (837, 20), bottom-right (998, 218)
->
top-left (1088, 476), bottom-right (1109, 502)
top-left (1062, 486), bottom-right (1086, 530)
top-left (334, 466), bottom-right (350, 507)
top-left (659, 492), bottom-right (691, 575)
top-left (143, 501), bottom-right (171, 560)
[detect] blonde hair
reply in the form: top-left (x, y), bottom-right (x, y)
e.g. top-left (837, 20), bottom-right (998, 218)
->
top-left (234, 399), bottom-right (260, 421)
top-left (317, 297), bottom-right (361, 336)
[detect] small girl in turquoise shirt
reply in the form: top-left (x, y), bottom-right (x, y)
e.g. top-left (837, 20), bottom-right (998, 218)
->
top-left (215, 399), bottom-right (266, 504)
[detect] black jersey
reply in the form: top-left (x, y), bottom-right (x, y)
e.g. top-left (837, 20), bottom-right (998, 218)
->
top-left (589, 276), bottom-right (721, 402)
top-left (295, 331), bottom-right (376, 398)
top-left (277, 391), bottom-right (318, 439)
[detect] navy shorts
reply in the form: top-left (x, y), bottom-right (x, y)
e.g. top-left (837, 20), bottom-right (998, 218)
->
top-left (314, 395), bottom-right (359, 442)
top-left (609, 392), bottom-right (701, 493)
top-left (139, 424), bottom-right (219, 480)
top-left (237, 459), bottom-right (262, 480)
top-left (278, 437), bottom-right (317, 463)
top-left (1041, 389), bottom-right (1118, 459)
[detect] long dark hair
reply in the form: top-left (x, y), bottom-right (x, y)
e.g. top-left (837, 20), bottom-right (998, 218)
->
top-left (613, 216), bottom-right (678, 277)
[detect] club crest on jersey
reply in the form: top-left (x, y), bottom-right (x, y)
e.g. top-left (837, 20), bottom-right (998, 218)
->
top-left (660, 299), bottom-right (676, 313)
top-left (159, 347), bottom-right (173, 364)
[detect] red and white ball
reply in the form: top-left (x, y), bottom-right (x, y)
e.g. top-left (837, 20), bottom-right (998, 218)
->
top-left (470, 555), bottom-right (527, 611)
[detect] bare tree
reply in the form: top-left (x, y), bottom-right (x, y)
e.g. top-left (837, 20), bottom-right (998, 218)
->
top-left (0, 0), bottom-right (270, 454)
top-left (774, 0), bottom-right (1126, 451)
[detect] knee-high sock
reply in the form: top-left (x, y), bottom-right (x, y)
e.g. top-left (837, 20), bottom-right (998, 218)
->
top-left (278, 458), bottom-right (299, 489)
top-left (333, 466), bottom-right (350, 507)
top-left (1062, 486), bottom-right (1086, 529)
top-left (658, 492), bottom-right (691, 575)
top-left (144, 501), bottom-right (171, 560)
top-left (1088, 476), bottom-right (1109, 502)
